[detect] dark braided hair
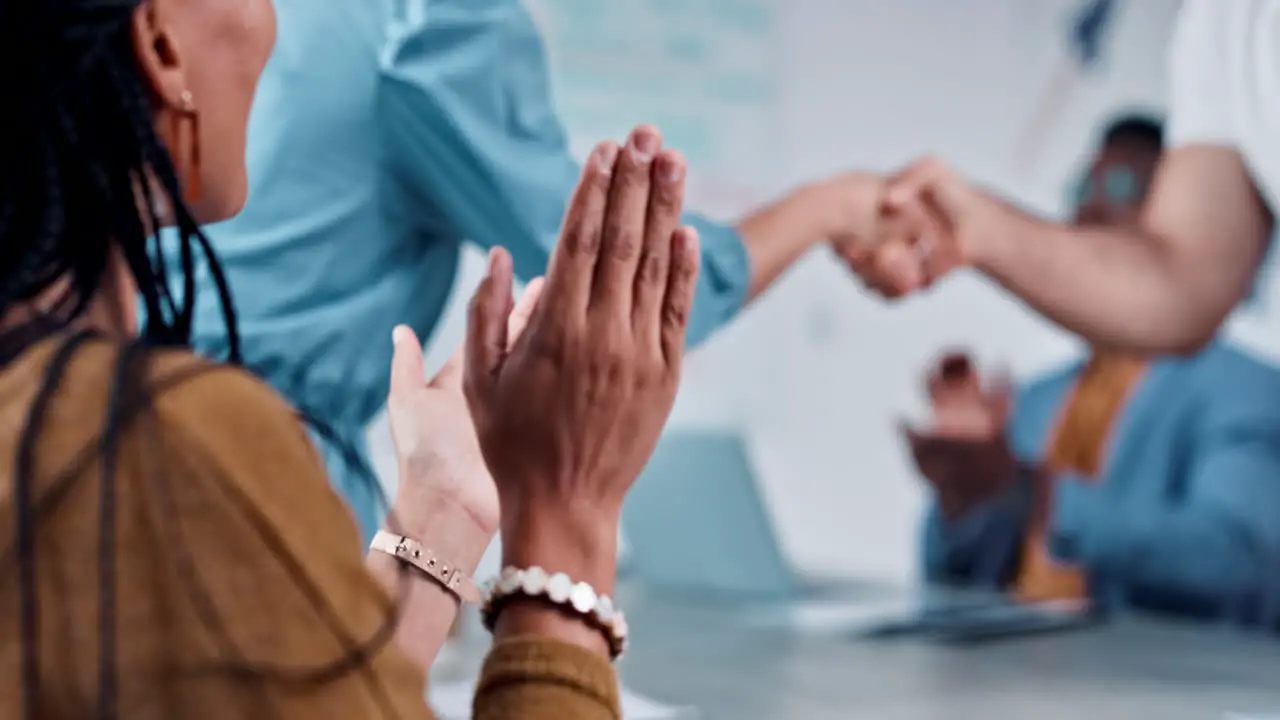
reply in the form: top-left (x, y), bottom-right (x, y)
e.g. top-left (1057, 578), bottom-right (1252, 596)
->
top-left (1, 1), bottom-right (409, 718)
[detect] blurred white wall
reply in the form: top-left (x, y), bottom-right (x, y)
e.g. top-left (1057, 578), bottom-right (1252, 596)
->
top-left (369, 0), bottom-right (1186, 584)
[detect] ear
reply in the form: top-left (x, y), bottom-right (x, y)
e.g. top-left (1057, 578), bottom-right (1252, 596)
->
top-left (129, 0), bottom-right (189, 109)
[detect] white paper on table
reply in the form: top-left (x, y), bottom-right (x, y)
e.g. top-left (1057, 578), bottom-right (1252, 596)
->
top-left (429, 679), bottom-right (697, 720)
top-left (743, 598), bottom-right (928, 634)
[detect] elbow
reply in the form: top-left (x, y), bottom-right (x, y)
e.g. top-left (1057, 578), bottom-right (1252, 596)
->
top-left (1166, 327), bottom-right (1218, 357)
top-left (1147, 290), bottom-right (1225, 356)
top-left (1130, 299), bottom-right (1226, 357)
top-left (1092, 307), bottom-right (1217, 358)
top-left (1169, 298), bottom-right (1229, 355)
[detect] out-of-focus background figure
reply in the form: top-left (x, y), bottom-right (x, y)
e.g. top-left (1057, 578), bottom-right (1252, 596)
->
top-left (912, 115), bottom-right (1280, 628)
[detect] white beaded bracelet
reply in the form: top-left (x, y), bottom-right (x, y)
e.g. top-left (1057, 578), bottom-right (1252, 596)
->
top-left (481, 566), bottom-right (629, 660)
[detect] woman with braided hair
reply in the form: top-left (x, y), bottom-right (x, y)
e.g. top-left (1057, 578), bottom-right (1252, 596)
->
top-left (0, 1), bottom-right (702, 718)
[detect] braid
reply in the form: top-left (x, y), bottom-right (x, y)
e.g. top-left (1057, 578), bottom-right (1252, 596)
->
top-left (2, 1), bottom-right (404, 717)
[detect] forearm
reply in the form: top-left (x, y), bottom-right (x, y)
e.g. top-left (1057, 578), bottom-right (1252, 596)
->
top-left (973, 206), bottom-right (1230, 354)
top-left (365, 494), bottom-right (494, 672)
top-left (737, 180), bottom-right (852, 302)
top-left (1053, 479), bottom-right (1272, 605)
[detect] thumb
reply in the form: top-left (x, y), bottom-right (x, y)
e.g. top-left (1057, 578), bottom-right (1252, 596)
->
top-left (465, 247), bottom-right (515, 397)
top-left (389, 324), bottom-right (426, 403)
top-left (884, 157), bottom-right (969, 219)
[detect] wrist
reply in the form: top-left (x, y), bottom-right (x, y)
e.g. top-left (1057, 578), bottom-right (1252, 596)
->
top-left (810, 172), bottom-right (882, 243)
top-left (387, 490), bottom-right (494, 573)
top-left (965, 192), bottom-right (1027, 272)
top-left (500, 499), bottom-right (620, 596)
top-left (494, 599), bottom-right (612, 658)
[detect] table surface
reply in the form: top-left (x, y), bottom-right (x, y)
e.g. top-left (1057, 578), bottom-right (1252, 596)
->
top-left (436, 584), bottom-right (1280, 719)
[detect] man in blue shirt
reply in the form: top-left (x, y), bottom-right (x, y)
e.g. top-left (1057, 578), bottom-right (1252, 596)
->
top-left (911, 116), bottom-right (1280, 627)
top-left (184, 0), bottom-right (877, 536)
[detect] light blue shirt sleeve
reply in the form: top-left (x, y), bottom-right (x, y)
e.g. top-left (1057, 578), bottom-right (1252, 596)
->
top-left (377, 0), bottom-right (751, 344)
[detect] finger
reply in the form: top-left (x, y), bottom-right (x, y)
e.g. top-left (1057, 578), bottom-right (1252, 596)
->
top-left (840, 245), bottom-right (883, 287)
top-left (464, 247), bottom-right (515, 396)
top-left (591, 125), bottom-right (662, 317)
top-left (838, 242), bottom-right (873, 268)
top-left (872, 240), bottom-right (925, 295)
top-left (506, 277), bottom-right (546, 350)
top-left (927, 351), bottom-right (973, 403)
top-left (389, 324), bottom-right (426, 400)
top-left (895, 198), bottom-right (949, 288)
top-left (544, 141), bottom-right (620, 321)
top-left (634, 148), bottom-right (687, 341)
top-left (937, 351), bottom-right (974, 385)
top-left (985, 368), bottom-right (1015, 421)
top-left (884, 156), bottom-right (955, 213)
top-left (659, 225), bottom-right (701, 365)
top-left (838, 247), bottom-right (895, 298)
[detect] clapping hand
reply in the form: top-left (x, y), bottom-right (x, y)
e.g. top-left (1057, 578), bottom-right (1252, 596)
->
top-left (904, 352), bottom-right (1019, 518)
top-left (463, 125), bottom-right (699, 596)
top-left (384, 277), bottom-right (544, 546)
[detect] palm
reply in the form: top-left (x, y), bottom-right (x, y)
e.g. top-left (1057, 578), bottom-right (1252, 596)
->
top-left (383, 279), bottom-right (545, 537)
top-left (388, 375), bottom-right (499, 534)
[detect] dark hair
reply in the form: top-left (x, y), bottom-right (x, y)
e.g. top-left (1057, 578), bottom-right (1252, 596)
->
top-left (1100, 113), bottom-right (1164, 153)
top-left (1, 3), bottom-right (402, 718)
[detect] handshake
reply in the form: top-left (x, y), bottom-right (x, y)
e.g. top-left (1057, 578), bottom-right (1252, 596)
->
top-left (826, 157), bottom-right (999, 298)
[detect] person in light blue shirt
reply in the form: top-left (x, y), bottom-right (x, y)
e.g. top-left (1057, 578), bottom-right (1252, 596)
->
top-left (180, 0), bottom-right (877, 537)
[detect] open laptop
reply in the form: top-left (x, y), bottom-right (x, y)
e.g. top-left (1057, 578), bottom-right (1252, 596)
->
top-left (623, 431), bottom-right (1091, 641)
top-left (622, 430), bottom-right (858, 602)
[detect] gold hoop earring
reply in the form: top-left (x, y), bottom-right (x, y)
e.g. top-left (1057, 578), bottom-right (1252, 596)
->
top-left (169, 89), bottom-right (202, 203)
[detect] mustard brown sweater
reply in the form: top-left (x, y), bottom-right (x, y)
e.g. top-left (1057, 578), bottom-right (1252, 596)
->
top-left (0, 335), bottom-right (619, 719)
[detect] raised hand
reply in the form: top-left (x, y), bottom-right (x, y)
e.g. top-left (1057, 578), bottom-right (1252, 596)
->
top-left (904, 352), bottom-right (1019, 518)
top-left (928, 352), bottom-right (1011, 440)
top-left (463, 125), bottom-right (700, 594)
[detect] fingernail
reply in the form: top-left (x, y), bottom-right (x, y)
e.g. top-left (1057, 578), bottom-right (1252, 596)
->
top-left (488, 247), bottom-right (501, 271)
top-left (658, 152), bottom-right (685, 183)
top-left (673, 225), bottom-right (699, 254)
top-left (392, 325), bottom-right (409, 346)
top-left (594, 143), bottom-right (618, 174)
top-left (629, 128), bottom-right (658, 162)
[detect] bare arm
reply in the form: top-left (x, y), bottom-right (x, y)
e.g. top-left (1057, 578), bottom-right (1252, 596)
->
top-left (970, 146), bottom-right (1272, 353)
top-left (737, 176), bottom-right (873, 301)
